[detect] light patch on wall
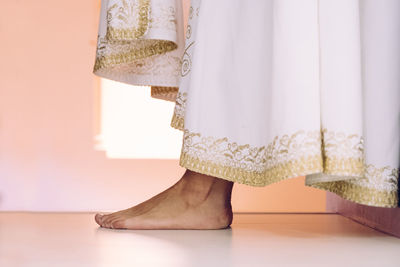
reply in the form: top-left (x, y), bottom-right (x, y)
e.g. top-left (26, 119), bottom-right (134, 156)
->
top-left (97, 79), bottom-right (182, 159)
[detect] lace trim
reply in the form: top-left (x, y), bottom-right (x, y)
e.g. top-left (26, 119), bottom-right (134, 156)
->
top-left (150, 86), bottom-right (178, 102)
top-left (179, 129), bottom-right (324, 186)
top-left (178, 128), bottom-right (399, 207)
top-left (181, 152), bottom-right (323, 187)
top-left (149, 5), bottom-right (177, 31)
top-left (362, 165), bottom-right (399, 191)
top-left (170, 92), bottom-right (187, 130)
top-left (105, 0), bottom-right (151, 41)
top-left (93, 0), bottom-right (182, 89)
top-left (308, 178), bottom-right (398, 208)
top-left (94, 39), bottom-right (177, 72)
top-left (322, 128), bottom-right (365, 176)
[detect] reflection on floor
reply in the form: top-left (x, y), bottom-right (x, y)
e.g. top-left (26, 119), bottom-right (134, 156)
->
top-left (1, 213), bottom-right (399, 267)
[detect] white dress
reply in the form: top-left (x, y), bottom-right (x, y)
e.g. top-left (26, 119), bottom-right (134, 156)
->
top-left (94, 0), bottom-right (400, 208)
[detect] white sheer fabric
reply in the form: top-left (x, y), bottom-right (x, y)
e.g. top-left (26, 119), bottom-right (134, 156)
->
top-left (94, 0), bottom-right (400, 208)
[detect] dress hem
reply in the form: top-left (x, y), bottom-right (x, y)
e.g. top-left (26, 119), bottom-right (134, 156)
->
top-left (173, 125), bottom-right (398, 208)
top-left (179, 152), bottom-right (398, 208)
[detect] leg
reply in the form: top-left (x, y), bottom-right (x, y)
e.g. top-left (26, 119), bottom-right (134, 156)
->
top-left (94, 169), bottom-right (234, 230)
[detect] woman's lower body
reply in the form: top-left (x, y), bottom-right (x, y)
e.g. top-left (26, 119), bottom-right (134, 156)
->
top-left (93, 0), bottom-right (400, 229)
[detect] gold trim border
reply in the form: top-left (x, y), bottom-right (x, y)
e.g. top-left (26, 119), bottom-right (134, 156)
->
top-left (179, 152), bottom-right (323, 187)
top-left (308, 181), bottom-right (398, 208)
top-left (176, 128), bottom-right (399, 208)
top-left (170, 92), bottom-right (187, 131)
top-left (94, 40), bottom-right (177, 72)
top-left (150, 86), bottom-right (178, 102)
top-left (180, 150), bottom-right (398, 208)
top-left (170, 112), bottom-right (184, 130)
top-left (324, 157), bottom-right (365, 176)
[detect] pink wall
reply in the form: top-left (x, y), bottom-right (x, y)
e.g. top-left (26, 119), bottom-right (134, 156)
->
top-left (0, 0), bottom-right (326, 212)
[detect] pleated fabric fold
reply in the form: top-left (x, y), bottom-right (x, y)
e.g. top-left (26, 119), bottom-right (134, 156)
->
top-left (93, 0), bottom-right (400, 208)
top-left (94, 0), bottom-right (185, 101)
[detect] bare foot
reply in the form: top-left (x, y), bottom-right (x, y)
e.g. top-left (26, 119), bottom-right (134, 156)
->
top-left (94, 169), bottom-right (234, 230)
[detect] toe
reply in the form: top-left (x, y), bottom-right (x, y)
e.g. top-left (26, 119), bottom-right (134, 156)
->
top-left (101, 215), bottom-right (113, 228)
top-left (103, 215), bottom-right (118, 227)
top-left (97, 213), bottom-right (113, 227)
top-left (94, 213), bottom-right (104, 226)
top-left (112, 220), bottom-right (126, 229)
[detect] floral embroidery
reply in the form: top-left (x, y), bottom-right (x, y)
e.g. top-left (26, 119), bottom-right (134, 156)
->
top-left (178, 128), bottom-right (399, 207)
top-left (106, 0), bottom-right (151, 40)
top-left (93, 0), bottom-right (182, 97)
top-left (170, 92), bottom-right (187, 130)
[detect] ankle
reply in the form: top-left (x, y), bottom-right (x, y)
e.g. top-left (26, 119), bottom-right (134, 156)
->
top-left (179, 173), bottom-right (214, 206)
top-left (179, 169), bottom-right (234, 207)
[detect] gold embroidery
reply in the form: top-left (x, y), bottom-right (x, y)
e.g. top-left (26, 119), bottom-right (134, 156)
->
top-left (150, 86), bottom-right (178, 102)
top-left (321, 128), bottom-right (365, 176)
top-left (181, 3), bottom-right (199, 77)
top-left (177, 128), bottom-right (399, 208)
top-left (189, 6), bottom-right (194, 20)
top-left (170, 92), bottom-right (187, 130)
top-left (171, 113), bottom-right (184, 131)
top-left (181, 152), bottom-right (323, 186)
top-left (181, 41), bottom-right (195, 77)
top-left (105, 0), bottom-right (150, 41)
top-left (168, 3), bottom-right (200, 119)
top-left (93, 0), bottom-right (181, 93)
top-left (308, 179), bottom-right (398, 208)
top-left (149, 5), bottom-right (177, 31)
top-left (186, 25), bottom-right (192, 39)
top-left (362, 165), bottom-right (399, 190)
top-left (179, 129), bottom-right (324, 186)
top-left (94, 39), bottom-right (177, 71)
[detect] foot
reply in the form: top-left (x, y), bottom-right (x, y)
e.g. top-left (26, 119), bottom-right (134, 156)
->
top-left (94, 169), bottom-right (234, 230)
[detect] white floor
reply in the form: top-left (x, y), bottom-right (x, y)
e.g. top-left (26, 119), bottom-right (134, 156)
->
top-left (1, 213), bottom-right (399, 267)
